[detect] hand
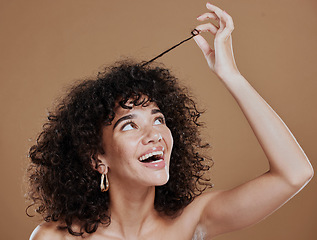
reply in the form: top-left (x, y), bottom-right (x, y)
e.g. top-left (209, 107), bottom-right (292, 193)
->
top-left (194, 3), bottom-right (240, 80)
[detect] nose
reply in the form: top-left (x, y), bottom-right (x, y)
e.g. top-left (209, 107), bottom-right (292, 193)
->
top-left (142, 127), bottom-right (162, 145)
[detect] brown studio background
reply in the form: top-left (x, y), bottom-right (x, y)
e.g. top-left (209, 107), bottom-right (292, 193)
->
top-left (0, 0), bottom-right (316, 239)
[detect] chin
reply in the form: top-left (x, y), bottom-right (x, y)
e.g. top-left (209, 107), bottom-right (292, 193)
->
top-left (155, 178), bottom-right (169, 187)
top-left (154, 171), bottom-right (170, 186)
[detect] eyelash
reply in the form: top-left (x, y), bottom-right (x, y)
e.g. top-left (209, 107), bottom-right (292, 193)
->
top-left (155, 116), bottom-right (165, 124)
top-left (121, 120), bottom-right (138, 130)
top-left (120, 116), bottom-right (166, 131)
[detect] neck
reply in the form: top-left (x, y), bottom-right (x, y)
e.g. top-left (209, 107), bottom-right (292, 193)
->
top-left (108, 183), bottom-right (159, 238)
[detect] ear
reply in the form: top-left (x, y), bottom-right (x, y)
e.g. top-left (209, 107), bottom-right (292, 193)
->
top-left (91, 153), bottom-right (109, 174)
top-left (96, 163), bottom-right (107, 174)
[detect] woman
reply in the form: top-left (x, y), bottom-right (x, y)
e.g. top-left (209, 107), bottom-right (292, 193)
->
top-left (28, 3), bottom-right (313, 239)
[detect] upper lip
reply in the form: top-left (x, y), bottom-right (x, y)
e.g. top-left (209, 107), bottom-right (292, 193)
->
top-left (138, 146), bottom-right (165, 161)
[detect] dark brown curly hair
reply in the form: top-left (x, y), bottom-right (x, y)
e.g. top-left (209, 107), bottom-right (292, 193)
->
top-left (26, 60), bottom-right (212, 236)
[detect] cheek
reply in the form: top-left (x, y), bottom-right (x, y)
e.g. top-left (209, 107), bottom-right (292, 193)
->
top-left (164, 128), bottom-right (174, 150)
top-left (107, 137), bottom-right (138, 165)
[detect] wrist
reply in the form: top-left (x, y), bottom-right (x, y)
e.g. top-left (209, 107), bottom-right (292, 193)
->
top-left (217, 70), bottom-right (244, 85)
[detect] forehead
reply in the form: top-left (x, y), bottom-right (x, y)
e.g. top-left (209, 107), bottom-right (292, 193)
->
top-left (113, 100), bottom-right (160, 118)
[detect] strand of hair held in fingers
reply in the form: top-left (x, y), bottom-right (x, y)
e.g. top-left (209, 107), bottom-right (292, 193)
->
top-left (142, 29), bottom-right (200, 66)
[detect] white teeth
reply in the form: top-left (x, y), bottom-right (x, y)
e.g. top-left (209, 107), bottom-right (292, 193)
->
top-left (139, 151), bottom-right (163, 161)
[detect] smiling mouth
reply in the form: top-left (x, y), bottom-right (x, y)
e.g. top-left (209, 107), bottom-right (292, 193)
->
top-left (138, 151), bottom-right (164, 163)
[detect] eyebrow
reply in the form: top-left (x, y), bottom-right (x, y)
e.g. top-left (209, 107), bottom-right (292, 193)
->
top-left (113, 108), bottom-right (163, 130)
top-left (113, 114), bottom-right (135, 130)
top-left (151, 109), bottom-right (162, 115)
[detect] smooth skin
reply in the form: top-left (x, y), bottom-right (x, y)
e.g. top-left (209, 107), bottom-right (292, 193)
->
top-left (30, 3), bottom-right (313, 240)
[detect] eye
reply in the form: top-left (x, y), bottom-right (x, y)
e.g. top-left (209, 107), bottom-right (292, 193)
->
top-left (154, 116), bottom-right (165, 125)
top-left (122, 121), bottom-right (138, 131)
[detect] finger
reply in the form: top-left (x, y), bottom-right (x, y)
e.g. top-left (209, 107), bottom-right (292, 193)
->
top-left (193, 35), bottom-right (214, 57)
top-left (206, 2), bottom-right (224, 16)
top-left (223, 10), bottom-right (234, 32)
top-left (197, 12), bottom-right (218, 21)
top-left (217, 10), bottom-right (235, 40)
top-left (195, 22), bottom-right (219, 35)
top-left (205, 3), bottom-right (226, 31)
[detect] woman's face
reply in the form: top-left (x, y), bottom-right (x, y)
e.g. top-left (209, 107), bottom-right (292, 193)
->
top-left (99, 99), bottom-right (173, 188)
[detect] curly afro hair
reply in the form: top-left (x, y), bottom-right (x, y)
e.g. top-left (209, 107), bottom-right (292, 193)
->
top-left (26, 60), bottom-right (213, 236)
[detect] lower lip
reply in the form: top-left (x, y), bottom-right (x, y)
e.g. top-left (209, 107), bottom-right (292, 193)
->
top-left (141, 159), bottom-right (166, 169)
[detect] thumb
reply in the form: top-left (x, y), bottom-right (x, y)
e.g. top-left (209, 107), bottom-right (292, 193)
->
top-left (193, 35), bottom-right (214, 58)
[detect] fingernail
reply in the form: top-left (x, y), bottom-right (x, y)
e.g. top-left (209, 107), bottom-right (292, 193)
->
top-left (197, 15), bottom-right (201, 19)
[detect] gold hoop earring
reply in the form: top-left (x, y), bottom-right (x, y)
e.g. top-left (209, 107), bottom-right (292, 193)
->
top-left (100, 172), bottom-right (109, 192)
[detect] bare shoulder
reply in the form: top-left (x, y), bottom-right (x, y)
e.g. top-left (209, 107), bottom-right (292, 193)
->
top-left (29, 222), bottom-right (65, 240)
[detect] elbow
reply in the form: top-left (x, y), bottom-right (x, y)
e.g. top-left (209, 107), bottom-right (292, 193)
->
top-left (305, 164), bottom-right (314, 183)
top-left (290, 163), bottom-right (314, 189)
top-left (302, 161), bottom-right (314, 184)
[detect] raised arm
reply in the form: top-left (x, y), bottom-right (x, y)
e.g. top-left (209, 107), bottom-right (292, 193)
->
top-left (193, 2), bottom-right (314, 237)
